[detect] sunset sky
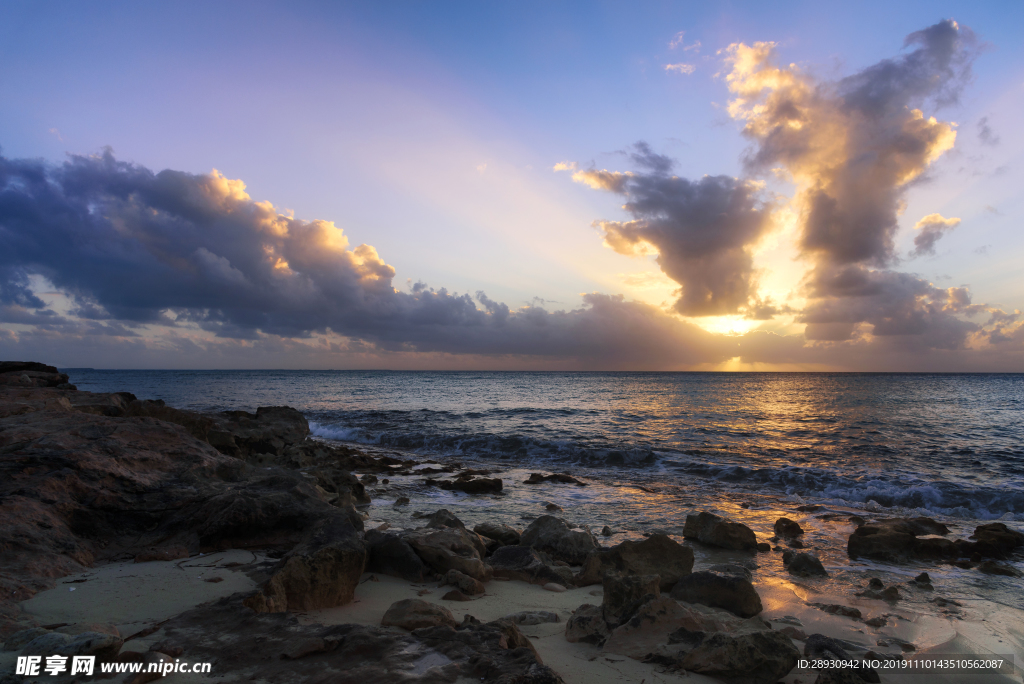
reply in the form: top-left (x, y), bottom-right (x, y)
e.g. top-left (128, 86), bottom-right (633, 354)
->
top-left (2, 1), bottom-right (1023, 370)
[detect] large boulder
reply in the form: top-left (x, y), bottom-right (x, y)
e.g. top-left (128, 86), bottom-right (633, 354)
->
top-left (488, 545), bottom-right (574, 586)
top-left (683, 512), bottom-right (757, 551)
top-left (474, 522), bottom-right (521, 547)
top-left (244, 514), bottom-right (367, 613)
top-left (602, 574), bottom-right (660, 626)
top-left (847, 518), bottom-right (955, 562)
top-left (669, 571), bottom-right (763, 618)
top-left (364, 530), bottom-right (432, 582)
top-left (380, 599), bottom-right (457, 630)
top-left (519, 515), bottom-right (598, 565)
top-left (672, 629), bottom-right (800, 684)
top-left (577, 533), bottom-right (693, 590)
top-left (565, 604), bottom-right (609, 644)
top-left (403, 526), bottom-right (491, 581)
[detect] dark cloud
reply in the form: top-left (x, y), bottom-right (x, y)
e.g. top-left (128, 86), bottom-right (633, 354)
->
top-left (0, 148), bottom-right (728, 367)
top-left (570, 143), bottom-right (774, 317)
top-left (977, 116), bottom-right (1000, 146)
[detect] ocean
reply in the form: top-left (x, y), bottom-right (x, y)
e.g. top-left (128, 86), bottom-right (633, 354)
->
top-left (60, 369), bottom-right (1024, 614)
top-left (64, 370), bottom-right (1024, 521)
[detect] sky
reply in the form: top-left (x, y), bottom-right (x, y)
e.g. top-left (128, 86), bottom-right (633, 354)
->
top-left (1, 1), bottom-right (1023, 371)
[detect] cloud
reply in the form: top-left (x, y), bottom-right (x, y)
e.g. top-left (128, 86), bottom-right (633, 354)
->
top-left (0, 148), bottom-right (731, 368)
top-left (910, 213), bottom-right (960, 257)
top-left (668, 32), bottom-right (700, 52)
top-left (723, 19), bottom-right (983, 347)
top-left (665, 64), bottom-right (696, 75)
top-left (977, 116), bottom-right (1000, 146)
top-left (569, 142), bottom-right (775, 317)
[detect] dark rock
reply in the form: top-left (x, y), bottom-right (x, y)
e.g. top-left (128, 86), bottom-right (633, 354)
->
top-left (441, 589), bottom-right (472, 601)
top-left (978, 561), bottom-right (1022, 577)
top-left (683, 512), bottom-right (757, 551)
top-left (564, 604), bottom-right (608, 644)
top-left (672, 629), bottom-right (800, 684)
top-left (805, 633), bottom-right (880, 683)
top-left (847, 518), bottom-right (956, 562)
top-left (365, 530), bottom-right (432, 582)
top-left (505, 611), bottom-right (559, 626)
top-left (524, 473), bottom-right (586, 486)
top-left (424, 509), bottom-right (466, 529)
top-left (756, 542), bottom-right (771, 553)
top-left (602, 574), bottom-right (660, 626)
top-left (474, 522), bottom-right (521, 546)
top-left (784, 552), bottom-right (829, 578)
top-left (797, 505), bottom-right (822, 512)
top-left (381, 599), bottom-right (458, 630)
top-left (670, 571), bottom-right (763, 618)
top-left (519, 515), bottom-right (598, 565)
top-left (707, 564), bottom-right (753, 581)
top-left (439, 477), bottom-right (503, 494)
top-left (488, 545), bottom-right (573, 586)
top-left (914, 572), bottom-right (931, 584)
top-left (576, 533), bottom-right (694, 590)
top-left (775, 517), bottom-right (804, 537)
top-left (811, 603), bottom-right (862, 619)
top-left (393, 496), bottom-right (410, 506)
top-left (403, 525), bottom-right (490, 581)
top-left (601, 526), bottom-right (613, 536)
top-left (244, 513), bottom-right (366, 613)
top-left (445, 568), bottom-right (485, 595)
top-left (964, 523), bottom-right (1024, 559)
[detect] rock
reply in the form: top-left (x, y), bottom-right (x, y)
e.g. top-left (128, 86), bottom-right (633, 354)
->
top-left (381, 599), bottom-right (458, 630)
top-left (439, 477), bottom-right (503, 494)
top-left (683, 512), bottom-right (757, 551)
top-left (565, 604), bottom-right (609, 644)
top-left (442, 589), bottom-right (472, 601)
top-left (966, 523), bottom-right (1024, 559)
top-left (543, 583), bottom-right (567, 592)
top-left (601, 526), bottom-right (613, 536)
top-left (864, 616), bottom-right (886, 627)
top-left (474, 522), bottom-right (521, 546)
top-left (21, 631), bottom-right (123, 659)
top-left (544, 502), bottom-right (562, 512)
top-left (505, 611), bottom-right (559, 626)
top-left (810, 603), bottom-right (862, 619)
top-left (779, 625), bottom-right (808, 640)
top-left (756, 542), bottom-right (771, 553)
top-left (394, 496), bottom-right (410, 506)
top-left (244, 513), bottom-right (367, 613)
top-left (364, 530), bottom-right (432, 582)
top-left (673, 630), bottom-right (800, 684)
top-left (805, 633), bottom-right (881, 683)
top-left (785, 552), bottom-right (829, 578)
top-left (524, 472), bottom-right (586, 486)
top-left (4, 628), bottom-right (49, 651)
top-left (670, 571), bottom-right (763, 618)
top-left (707, 564), bottom-right (753, 581)
top-left (847, 517), bottom-right (956, 562)
top-left (978, 560), bottom-right (1022, 577)
top-left (603, 596), bottom-right (768, 660)
top-left (424, 509), bottom-right (466, 529)
top-left (775, 517), bottom-right (804, 537)
top-left (403, 525), bottom-right (490, 581)
top-left (359, 474), bottom-right (378, 484)
top-left (576, 533), bottom-right (693, 590)
top-left (445, 568), bottom-right (485, 595)
top-left (520, 515), bottom-right (598, 565)
top-left (207, 406), bottom-right (310, 461)
top-left (914, 572), bottom-right (931, 583)
top-left (602, 574), bottom-right (660, 626)
top-left (488, 545), bottom-right (574, 586)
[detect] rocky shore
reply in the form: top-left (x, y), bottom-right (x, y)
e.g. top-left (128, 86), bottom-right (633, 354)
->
top-left (1, 362), bottom-right (1022, 684)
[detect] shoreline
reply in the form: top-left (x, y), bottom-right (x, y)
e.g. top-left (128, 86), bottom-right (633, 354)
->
top-left (2, 362), bottom-right (1022, 683)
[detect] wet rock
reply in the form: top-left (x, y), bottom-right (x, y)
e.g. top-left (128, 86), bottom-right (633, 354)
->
top-left (474, 522), bottom-right (521, 546)
top-left (847, 517), bottom-right (955, 562)
top-left (488, 545), bottom-right (574, 586)
top-left (403, 525), bottom-right (490, 581)
top-left (381, 599), bottom-right (458, 630)
top-left (707, 564), bottom-right (753, 581)
top-left (524, 472), bottom-right (586, 486)
top-left (756, 542), bottom-right (771, 553)
top-left (602, 574), bottom-right (660, 626)
top-left (364, 530), bottom-right (432, 582)
top-left (805, 633), bottom-right (880, 683)
top-left (784, 551), bottom-right (829, 578)
top-left (978, 560), bottom-right (1022, 577)
top-left (671, 630), bottom-right (800, 684)
top-left (544, 502), bottom-right (563, 512)
top-left (439, 477), bottom-right (503, 494)
top-left (359, 474), bottom-right (378, 485)
top-left (914, 572), bottom-right (931, 583)
top-left (775, 517), bottom-right (804, 537)
top-left (601, 526), bottom-right (613, 536)
top-left (683, 512), bottom-right (757, 552)
top-left (964, 523), bottom-right (1024, 559)
top-left (393, 496), bottom-right (410, 506)
top-left (565, 604), bottom-right (609, 644)
top-left (577, 533), bottom-right (694, 590)
top-left (506, 611), bottom-right (559, 626)
top-left (445, 568), bottom-right (485, 595)
top-left (810, 603), bottom-right (862, 619)
top-left (244, 514), bottom-right (367, 613)
top-left (669, 571), bottom-right (763, 618)
top-left (519, 515), bottom-right (598, 565)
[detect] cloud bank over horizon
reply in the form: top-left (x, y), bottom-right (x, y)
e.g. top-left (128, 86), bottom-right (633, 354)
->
top-left (1, 20), bottom-right (1022, 371)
